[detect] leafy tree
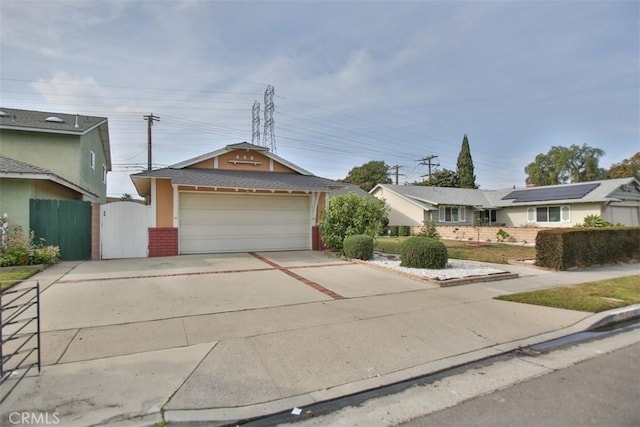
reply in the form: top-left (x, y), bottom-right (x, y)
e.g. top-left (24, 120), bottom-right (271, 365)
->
top-left (343, 160), bottom-right (392, 192)
top-left (414, 168), bottom-right (459, 187)
top-left (608, 152), bottom-right (640, 179)
top-left (525, 144), bottom-right (606, 186)
top-left (456, 134), bottom-right (477, 188)
top-left (319, 193), bottom-right (388, 253)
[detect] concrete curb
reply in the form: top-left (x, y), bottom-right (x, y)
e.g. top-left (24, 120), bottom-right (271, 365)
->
top-left (162, 304), bottom-right (640, 426)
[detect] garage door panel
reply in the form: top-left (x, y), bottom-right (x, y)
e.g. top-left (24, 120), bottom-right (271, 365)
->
top-left (179, 193), bottom-right (311, 254)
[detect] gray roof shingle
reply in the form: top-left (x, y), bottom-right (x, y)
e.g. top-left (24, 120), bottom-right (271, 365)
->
top-left (0, 155), bottom-right (54, 174)
top-left (131, 168), bottom-right (345, 193)
top-left (0, 107), bottom-right (107, 134)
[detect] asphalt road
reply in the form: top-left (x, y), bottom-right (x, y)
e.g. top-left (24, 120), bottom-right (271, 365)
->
top-left (271, 327), bottom-right (639, 427)
top-left (400, 342), bottom-right (640, 427)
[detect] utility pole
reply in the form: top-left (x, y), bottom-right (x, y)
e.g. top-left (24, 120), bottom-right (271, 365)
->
top-left (390, 165), bottom-right (405, 185)
top-left (144, 113), bottom-right (160, 170)
top-left (418, 155), bottom-right (439, 181)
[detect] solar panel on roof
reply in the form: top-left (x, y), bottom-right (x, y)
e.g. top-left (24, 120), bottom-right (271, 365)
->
top-left (502, 183), bottom-right (600, 203)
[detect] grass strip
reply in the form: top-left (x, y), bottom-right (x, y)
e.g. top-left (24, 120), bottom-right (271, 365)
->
top-left (0, 267), bottom-right (42, 291)
top-left (495, 275), bottom-right (640, 312)
top-left (374, 237), bottom-right (536, 264)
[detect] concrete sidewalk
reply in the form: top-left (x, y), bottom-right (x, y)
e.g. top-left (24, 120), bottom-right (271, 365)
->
top-left (1, 252), bottom-right (638, 426)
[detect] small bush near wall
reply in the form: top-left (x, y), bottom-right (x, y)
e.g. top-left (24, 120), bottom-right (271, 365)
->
top-left (536, 227), bottom-right (640, 270)
top-left (400, 236), bottom-right (448, 269)
top-left (343, 235), bottom-right (374, 260)
top-left (389, 226), bottom-right (399, 237)
top-left (399, 225), bottom-right (411, 236)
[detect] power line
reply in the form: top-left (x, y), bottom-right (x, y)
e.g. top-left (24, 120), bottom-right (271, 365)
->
top-left (418, 155), bottom-right (440, 181)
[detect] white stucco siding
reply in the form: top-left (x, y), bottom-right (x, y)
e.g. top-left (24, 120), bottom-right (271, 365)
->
top-left (373, 187), bottom-right (424, 226)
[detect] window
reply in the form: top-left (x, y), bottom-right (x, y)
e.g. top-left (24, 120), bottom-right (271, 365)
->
top-left (102, 165), bottom-right (107, 184)
top-left (528, 206), bottom-right (570, 223)
top-left (439, 206), bottom-right (466, 222)
top-left (90, 151), bottom-right (96, 170)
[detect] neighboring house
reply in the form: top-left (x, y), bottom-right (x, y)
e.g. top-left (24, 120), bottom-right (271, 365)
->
top-left (371, 177), bottom-right (640, 228)
top-left (328, 182), bottom-right (374, 198)
top-left (0, 107), bottom-right (111, 259)
top-left (130, 142), bottom-right (344, 255)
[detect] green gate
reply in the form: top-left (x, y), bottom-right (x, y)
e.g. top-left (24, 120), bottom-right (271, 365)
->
top-left (29, 199), bottom-right (92, 261)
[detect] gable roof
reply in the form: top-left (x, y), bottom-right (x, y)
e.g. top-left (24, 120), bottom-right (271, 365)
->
top-left (373, 184), bottom-right (503, 210)
top-left (131, 168), bottom-right (344, 196)
top-left (0, 107), bottom-right (112, 169)
top-left (372, 177), bottom-right (640, 210)
top-left (0, 155), bottom-right (98, 198)
top-left (170, 142), bottom-right (312, 175)
top-left (0, 107), bottom-right (107, 135)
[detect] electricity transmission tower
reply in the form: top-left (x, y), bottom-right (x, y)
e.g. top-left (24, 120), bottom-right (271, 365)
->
top-left (251, 101), bottom-right (261, 146)
top-left (262, 85), bottom-right (276, 152)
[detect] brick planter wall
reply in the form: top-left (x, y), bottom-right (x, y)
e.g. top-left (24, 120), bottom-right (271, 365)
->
top-left (410, 225), bottom-right (545, 244)
top-left (148, 227), bottom-right (178, 257)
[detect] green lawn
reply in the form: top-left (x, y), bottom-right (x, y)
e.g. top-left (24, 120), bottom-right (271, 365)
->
top-left (495, 275), bottom-right (640, 312)
top-left (375, 237), bottom-right (536, 264)
top-left (0, 267), bottom-right (41, 291)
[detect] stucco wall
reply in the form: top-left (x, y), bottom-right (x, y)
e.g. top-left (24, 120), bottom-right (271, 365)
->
top-left (372, 187), bottom-right (423, 226)
top-left (0, 178), bottom-right (81, 233)
top-left (0, 127), bottom-right (108, 202)
top-left (155, 178), bottom-right (174, 227)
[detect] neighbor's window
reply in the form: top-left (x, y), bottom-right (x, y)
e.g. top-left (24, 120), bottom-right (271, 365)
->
top-left (102, 165), bottom-right (107, 184)
top-left (90, 151), bottom-right (96, 170)
top-left (528, 206), bottom-right (570, 223)
top-left (439, 206), bottom-right (466, 222)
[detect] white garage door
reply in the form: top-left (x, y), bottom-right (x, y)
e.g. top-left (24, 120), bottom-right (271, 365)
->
top-left (179, 192), bottom-right (311, 254)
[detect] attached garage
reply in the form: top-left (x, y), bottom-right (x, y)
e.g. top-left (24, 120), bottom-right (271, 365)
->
top-left (179, 192), bottom-right (311, 253)
top-left (130, 142), bottom-right (344, 257)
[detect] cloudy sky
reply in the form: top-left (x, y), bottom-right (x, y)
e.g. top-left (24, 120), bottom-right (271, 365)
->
top-left (1, 0), bottom-right (638, 197)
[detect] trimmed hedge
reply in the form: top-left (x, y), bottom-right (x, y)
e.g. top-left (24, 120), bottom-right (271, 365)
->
top-left (399, 225), bottom-right (411, 236)
top-left (343, 235), bottom-right (374, 260)
top-left (400, 236), bottom-right (448, 269)
top-left (536, 227), bottom-right (640, 270)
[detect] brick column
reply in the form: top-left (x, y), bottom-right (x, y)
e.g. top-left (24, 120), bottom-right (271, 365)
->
top-left (91, 203), bottom-right (101, 260)
top-left (148, 227), bottom-right (179, 257)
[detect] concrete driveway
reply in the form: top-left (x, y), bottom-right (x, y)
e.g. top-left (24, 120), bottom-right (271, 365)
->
top-left (39, 251), bottom-right (432, 365)
top-left (5, 251), bottom-right (635, 426)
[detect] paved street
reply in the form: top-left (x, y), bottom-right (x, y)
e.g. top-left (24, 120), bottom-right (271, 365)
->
top-left (278, 327), bottom-right (640, 427)
top-left (400, 341), bottom-right (640, 427)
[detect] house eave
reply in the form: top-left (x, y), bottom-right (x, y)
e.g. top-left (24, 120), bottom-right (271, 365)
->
top-left (0, 171), bottom-right (99, 199)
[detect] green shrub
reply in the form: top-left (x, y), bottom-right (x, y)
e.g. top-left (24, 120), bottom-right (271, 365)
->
top-left (399, 225), bottom-right (411, 236)
top-left (536, 227), bottom-right (640, 270)
top-left (496, 228), bottom-right (510, 242)
top-left (34, 245), bottom-right (61, 265)
top-left (388, 225), bottom-right (399, 237)
top-left (0, 223), bottom-right (60, 267)
top-left (320, 193), bottom-right (388, 253)
top-left (400, 236), bottom-right (448, 269)
top-left (343, 235), bottom-right (374, 260)
top-left (417, 220), bottom-right (440, 239)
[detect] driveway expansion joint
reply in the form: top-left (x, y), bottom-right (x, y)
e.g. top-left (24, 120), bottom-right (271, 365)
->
top-left (249, 252), bottom-right (345, 300)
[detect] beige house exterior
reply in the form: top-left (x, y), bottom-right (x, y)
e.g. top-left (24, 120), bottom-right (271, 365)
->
top-left (371, 177), bottom-right (640, 229)
top-left (131, 142), bottom-right (343, 256)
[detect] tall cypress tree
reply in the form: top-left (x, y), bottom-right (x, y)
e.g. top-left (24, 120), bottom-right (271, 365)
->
top-left (457, 134), bottom-right (477, 189)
